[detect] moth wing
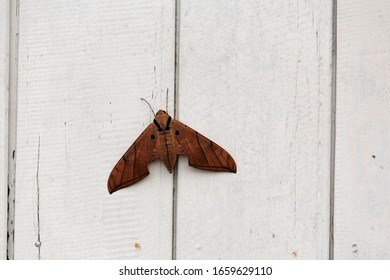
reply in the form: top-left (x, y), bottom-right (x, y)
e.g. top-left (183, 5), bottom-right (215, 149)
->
top-left (108, 123), bottom-right (158, 194)
top-left (170, 119), bottom-right (237, 173)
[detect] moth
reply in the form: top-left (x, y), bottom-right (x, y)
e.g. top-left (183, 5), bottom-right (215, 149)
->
top-left (108, 103), bottom-right (237, 194)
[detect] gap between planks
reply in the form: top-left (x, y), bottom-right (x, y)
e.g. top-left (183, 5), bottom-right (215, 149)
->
top-left (329, 0), bottom-right (337, 261)
top-left (7, 0), bottom-right (19, 260)
top-left (171, 0), bottom-right (181, 261)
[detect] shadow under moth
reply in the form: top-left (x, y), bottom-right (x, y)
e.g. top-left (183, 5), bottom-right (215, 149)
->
top-left (108, 103), bottom-right (237, 194)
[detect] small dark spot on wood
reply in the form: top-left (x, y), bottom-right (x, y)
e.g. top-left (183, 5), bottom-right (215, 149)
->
top-left (151, 135), bottom-right (155, 140)
top-left (64, 121), bottom-right (66, 125)
top-left (372, 155), bottom-right (376, 158)
top-left (352, 244), bottom-right (358, 255)
top-left (12, 150), bottom-right (15, 159)
top-left (175, 130), bottom-right (180, 135)
top-left (272, 233), bottom-right (275, 238)
top-left (292, 251), bottom-right (297, 257)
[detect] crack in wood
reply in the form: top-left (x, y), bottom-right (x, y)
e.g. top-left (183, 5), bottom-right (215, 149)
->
top-left (35, 136), bottom-right (41, 259)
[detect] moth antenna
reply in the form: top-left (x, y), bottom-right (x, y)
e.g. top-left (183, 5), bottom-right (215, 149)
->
top-left (166, 88), bottom-right (169, 114)
top-left (140, 98), bottom-right (156, 118)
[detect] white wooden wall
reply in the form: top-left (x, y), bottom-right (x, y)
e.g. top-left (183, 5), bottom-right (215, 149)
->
top-left (0, 0), bottom-right (389, 260)
top-left (14, 0), bottom-right (175, 259)
top-left (334, 0), bottom-right (390, 259)
top-left (176, 0), bottom-right (332, 259)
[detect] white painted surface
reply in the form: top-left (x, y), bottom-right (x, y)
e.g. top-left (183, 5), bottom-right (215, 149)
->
top-left (6, 0), bottom-right (19, 260)
top-left (0, 0), bottom-right (9, 260)
top-left (334, 1), bottom-right (390, 259)
top-left (14, 0), bottom-right (175, 259)
top-left (8, 0), bottom-right (390, 260)
top-left (176, 0), bottom-right (333, 259)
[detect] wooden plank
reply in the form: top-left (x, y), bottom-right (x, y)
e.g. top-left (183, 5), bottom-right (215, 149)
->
top-left (5, 0), bottom-right (19, 261)
top-left (176, 0), bottom-right (333, 259)
top-left (334, 0), bottom-right (390, 259)
top-left (0, 0), bottom-right (9, 260)
top-left (14, 0), bottom-right (175, 259)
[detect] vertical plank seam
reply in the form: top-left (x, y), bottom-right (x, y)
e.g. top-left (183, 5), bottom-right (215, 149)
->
top-left (329, 0), bottom-right (337, 261)
top-left (7, 0), bottom-right (19, 260)
top-left (1, 0), bottom-right (10, 261)
top-left (171, 0), bottom-right (181, 260)
top-left (173, 0), bottom-right (180, 120)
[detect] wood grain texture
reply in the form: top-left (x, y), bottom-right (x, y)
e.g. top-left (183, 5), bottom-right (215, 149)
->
top-left (176, 0), bottom-right (333, 259)
top-left (334, 0), bottom-right (390, 259)
top-left (0, 0), bottom-right (9, 260)
top-left (14, 0), bottom-right (175, 259)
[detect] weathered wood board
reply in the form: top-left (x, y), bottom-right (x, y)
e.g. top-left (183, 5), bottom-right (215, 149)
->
top-left (8, 0), bottom-right (390, 260)
top-left (175, 0), bottom-right (333, 259)
top-left (334, 0), bottom-right (390, 259)
top-left (0, 0), bottom-right (9, 260)
top-left (14, 0), bottom-right (176, 259)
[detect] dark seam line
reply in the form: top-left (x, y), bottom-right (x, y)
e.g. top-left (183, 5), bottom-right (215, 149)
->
top-left (172, 0), bottom-right (180, 260)
top-left (329, 0), bottom-right (337, 260)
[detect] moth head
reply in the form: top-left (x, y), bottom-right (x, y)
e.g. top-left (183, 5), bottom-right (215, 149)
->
top-left (154, 110), bottom-right (171, 131)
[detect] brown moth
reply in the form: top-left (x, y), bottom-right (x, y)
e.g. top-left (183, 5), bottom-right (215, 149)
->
top-left (108, 109), bottom-right (237, 194)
